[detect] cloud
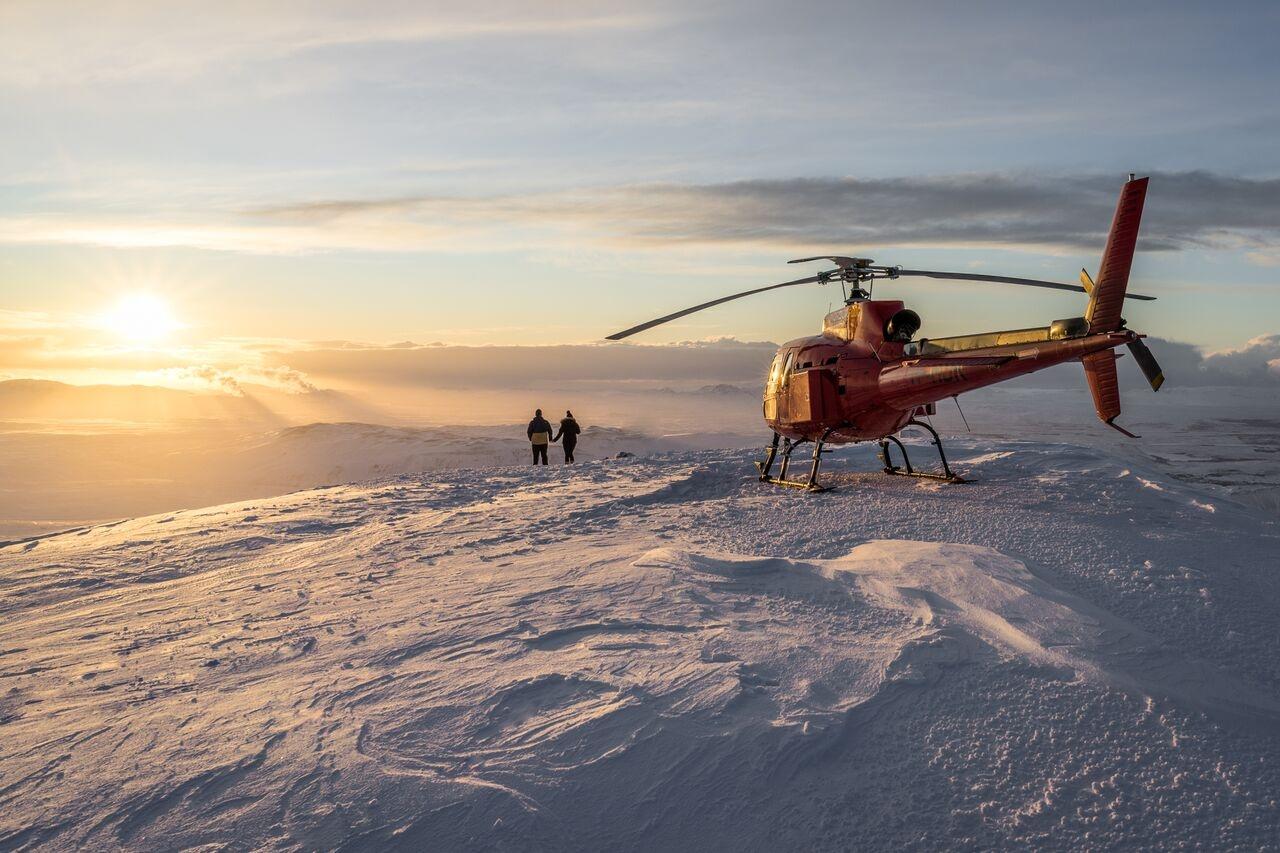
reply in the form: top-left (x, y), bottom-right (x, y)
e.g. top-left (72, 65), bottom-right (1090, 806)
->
top-left (6, 310), bottom-right (1279, 401)
top-left (0, 309), bottom-right (59, 330)
top-left (264, 339), bottom-right (780, 389)
top-left (150, 365), bottom-right (246, 396)
top-left (0, 310), bottom-right (322, 393)
top-left (142, 365), bottom-right (318, 396)
top-left (0, 338), bottom-right (190, 373)
top-left (0, 335), bottom-right (50, 360)
top-left (1202, 334), bottom-right (1280, 382)
top-left (581, 171), bottom-right (1280, 253)
top-left (240, 172), bottom-right (1280, 257)
top-left (268, 333), bottom-right (1280, 394)
top-left (8, 171), bottom-right (1280, 258)
top-left (0, 1), bottom-right (666, 87)
top-left (1013, 334), bottom-right (1280, 391)
top-left (1245, 249), bottom-right (1280, 267)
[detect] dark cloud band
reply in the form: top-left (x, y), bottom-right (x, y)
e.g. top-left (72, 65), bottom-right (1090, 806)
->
top-left (252, 171), bottom-right (1280, 254)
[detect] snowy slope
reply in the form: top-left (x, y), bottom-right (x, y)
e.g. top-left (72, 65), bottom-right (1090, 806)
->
top-left (3, 442), bottom-right (1280, 850)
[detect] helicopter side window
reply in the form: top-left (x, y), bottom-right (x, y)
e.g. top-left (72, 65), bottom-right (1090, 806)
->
top-left (780, 351), bottom-right (795, 386)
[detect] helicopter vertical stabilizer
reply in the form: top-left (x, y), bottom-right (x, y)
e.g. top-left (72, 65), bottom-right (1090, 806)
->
top-left (1086, 176), bottom-right (1148, 333)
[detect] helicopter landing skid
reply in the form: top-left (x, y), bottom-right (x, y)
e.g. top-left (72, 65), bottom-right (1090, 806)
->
top-left (756, 431), bottom-right (833, 491)
top-left (878, 420), bottom-right (968, 483)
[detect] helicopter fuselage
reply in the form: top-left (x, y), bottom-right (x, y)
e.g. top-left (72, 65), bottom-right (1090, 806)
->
top-left (763, 298), bottom-right (1138, 443)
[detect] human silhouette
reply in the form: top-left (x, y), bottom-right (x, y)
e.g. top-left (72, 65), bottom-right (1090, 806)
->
top-left (527, 408), bottom-right (552, 465)
top-left (552, 410), bottom-right (581, 464)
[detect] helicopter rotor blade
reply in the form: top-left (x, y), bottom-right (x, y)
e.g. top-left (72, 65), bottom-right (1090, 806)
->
top-left (787, 255), bottom-right (872, 268)
top-left (605, 273), bottom-right (826, 340)
top-left (894, 269), bottom-right (1157, 302)
top-left (1126, 337), bottom-right (1165, 392)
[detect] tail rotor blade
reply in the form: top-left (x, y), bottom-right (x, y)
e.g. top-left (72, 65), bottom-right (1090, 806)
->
top-left (1127, 338), bottom-right (1165, 392)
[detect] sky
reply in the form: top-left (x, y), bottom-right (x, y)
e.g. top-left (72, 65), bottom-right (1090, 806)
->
top-left (2, 0), bottom-right (1280, 395)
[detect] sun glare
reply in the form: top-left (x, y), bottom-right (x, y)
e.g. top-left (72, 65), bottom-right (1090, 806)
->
top-left (101, 293), bottom-right (183, 345)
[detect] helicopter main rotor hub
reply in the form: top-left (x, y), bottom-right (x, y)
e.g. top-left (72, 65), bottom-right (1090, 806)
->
top-left (816, 259), bottom-right (903, 303)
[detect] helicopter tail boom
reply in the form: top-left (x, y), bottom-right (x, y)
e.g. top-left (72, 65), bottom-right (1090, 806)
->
top-left (877, 331), bottom-right (1132, 407)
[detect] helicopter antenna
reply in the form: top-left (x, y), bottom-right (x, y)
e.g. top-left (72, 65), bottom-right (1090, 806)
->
top-left (953, 395), bottom-right (971, 432)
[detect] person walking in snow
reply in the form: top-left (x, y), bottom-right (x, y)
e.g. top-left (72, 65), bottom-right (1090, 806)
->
top-left (552, 410), bottom-right (581, 464)
top-left (528, 408), bottom-right (553, 465)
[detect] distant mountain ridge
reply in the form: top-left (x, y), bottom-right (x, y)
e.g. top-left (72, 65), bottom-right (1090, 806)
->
top-left (0, 379), bottom-right (371, 426)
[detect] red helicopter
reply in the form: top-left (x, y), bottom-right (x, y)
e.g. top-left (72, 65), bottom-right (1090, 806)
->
top-left (607, 175), bottom-right (1164, 490)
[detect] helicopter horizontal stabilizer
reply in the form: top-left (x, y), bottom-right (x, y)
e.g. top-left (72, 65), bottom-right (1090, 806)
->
top-left (1079, 268), bottom-right (1095, 295)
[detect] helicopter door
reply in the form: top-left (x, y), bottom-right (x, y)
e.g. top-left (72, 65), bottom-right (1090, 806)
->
top-left (792, 368), bottom-right (841, 424)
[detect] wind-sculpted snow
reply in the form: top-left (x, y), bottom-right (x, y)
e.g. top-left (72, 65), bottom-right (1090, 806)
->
top-left (2, 442), bottom-right (1279, 850)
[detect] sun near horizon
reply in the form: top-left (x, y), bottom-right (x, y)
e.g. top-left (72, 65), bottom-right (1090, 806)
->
top-left (97, 293), bottom-right (184, 347)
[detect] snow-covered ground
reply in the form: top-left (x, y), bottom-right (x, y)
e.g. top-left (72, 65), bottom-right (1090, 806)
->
top-left (3, 440), bottom-right (1280, 849)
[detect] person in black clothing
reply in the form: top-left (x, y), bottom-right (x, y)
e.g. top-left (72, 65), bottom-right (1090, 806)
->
top-left (552, 410), bottom-right (581, 463)
top-left (527, 408), bottom-right (553, 465)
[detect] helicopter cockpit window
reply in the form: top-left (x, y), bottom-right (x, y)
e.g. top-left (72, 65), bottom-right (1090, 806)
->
top-left (780, 351), bottom-right (795, 385)
top-left (767, 353), bottom-right (784, 387)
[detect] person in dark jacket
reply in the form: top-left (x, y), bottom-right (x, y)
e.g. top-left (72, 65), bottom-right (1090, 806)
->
top-left (552, 410), bottom-right (581, 464)
top-left (527, 409), bottom-right (553, 465)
